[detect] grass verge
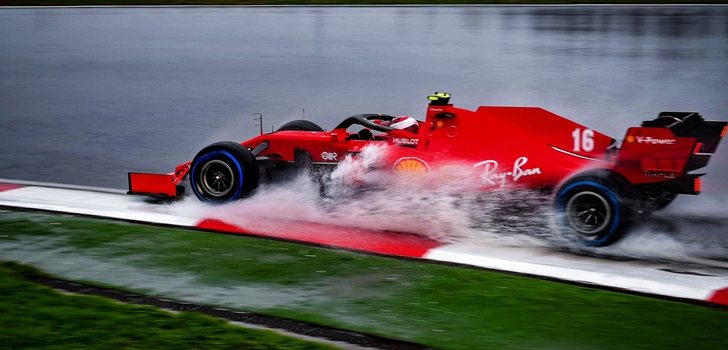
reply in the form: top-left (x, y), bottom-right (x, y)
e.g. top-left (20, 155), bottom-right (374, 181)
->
top-left (0, 260), bottom-right (338, 350)
top-left (0, 210), bottom-right (727, 349)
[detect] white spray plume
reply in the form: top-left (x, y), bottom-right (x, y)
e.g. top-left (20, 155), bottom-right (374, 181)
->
top-left (188, 144), bottom-right (728, 263)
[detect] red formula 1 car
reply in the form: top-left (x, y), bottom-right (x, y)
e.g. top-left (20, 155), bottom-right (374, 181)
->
top-left (129, 93), bottom-right (727, 246)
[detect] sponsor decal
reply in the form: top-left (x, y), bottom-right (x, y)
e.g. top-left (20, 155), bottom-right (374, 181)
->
top-left (643, 171), bottom-right (677, 179)
top-left (635, 136), bottom-right (676, 145)
top-left (473, 157), bottom-right (542, 187)
top-left (321, 152), bottom-right (338, 161)
top-left (393, 138), bottom-right (419, 146)
top-left (393, 158), bottom-right (429, 175)
top-left (447, 125), bottom-right (458, 137)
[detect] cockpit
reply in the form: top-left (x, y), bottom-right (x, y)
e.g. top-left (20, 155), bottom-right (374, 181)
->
top-left (334, 114), bottom-right (421, 143)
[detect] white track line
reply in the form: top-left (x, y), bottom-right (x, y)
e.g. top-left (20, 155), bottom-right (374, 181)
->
top-left (425, 244), bottom-right (727, 301)
top-left (0, 185), bottom-right (198, 226)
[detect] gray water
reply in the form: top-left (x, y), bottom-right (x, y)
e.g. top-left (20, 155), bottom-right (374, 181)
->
top-left (1, 6), bottom-right (728, 208)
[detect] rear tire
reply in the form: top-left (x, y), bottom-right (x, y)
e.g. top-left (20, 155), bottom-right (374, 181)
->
top-left (554, 173), bottom-right (635, 247)
top-left (190, 142), bottom-right (259, 203)
top-left (277, 120), bottom-right (324, 132)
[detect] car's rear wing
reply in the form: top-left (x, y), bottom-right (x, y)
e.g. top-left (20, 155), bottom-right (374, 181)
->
top-left (615, 112), bottom-right (727, 192)
top-left (642, 112), bottom-right (727, 171)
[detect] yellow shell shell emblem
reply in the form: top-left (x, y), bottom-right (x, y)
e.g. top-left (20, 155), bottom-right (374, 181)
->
top-left (394, 158), bottom-right (429, 175)
top-left (626, 135), bottom-right (636, 143)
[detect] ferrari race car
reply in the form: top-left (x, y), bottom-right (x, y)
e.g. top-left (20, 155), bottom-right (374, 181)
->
top-left (129, 93), bottom-right (727, 247)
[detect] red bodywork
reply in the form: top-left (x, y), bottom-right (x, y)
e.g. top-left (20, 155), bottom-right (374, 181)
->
top-left (129, 98), bottom-right (726, 200)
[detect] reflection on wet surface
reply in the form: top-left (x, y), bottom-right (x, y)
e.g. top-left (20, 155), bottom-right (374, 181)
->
top-left (523, 7), bottom-right (716, 36)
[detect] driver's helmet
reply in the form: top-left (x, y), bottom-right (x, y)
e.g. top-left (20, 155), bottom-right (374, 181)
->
top-left (390, 116), bottom-right (419, 134)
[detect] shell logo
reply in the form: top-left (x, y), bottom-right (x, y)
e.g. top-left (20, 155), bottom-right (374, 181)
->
top-left (626, 135), bottom-right (635, 143)
top-left (393, 158), bottom-right (429, 175)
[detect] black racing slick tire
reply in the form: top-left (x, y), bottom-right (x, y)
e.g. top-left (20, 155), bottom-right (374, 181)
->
top-left (554, 173), bottom-right (635, 247)
top-left (277, 120), bottom-right (324, 132)
top-left (189, 142), bottom-right (259, 203)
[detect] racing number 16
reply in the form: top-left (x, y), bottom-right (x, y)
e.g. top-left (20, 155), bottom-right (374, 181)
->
top-left (572, 128), bottom-right (594, 152)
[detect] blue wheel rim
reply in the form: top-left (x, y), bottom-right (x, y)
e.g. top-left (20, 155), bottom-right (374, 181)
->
top-left (191, 150), bottom-right (244, 202)
top-left (556, 180), bottom-right (621, 246)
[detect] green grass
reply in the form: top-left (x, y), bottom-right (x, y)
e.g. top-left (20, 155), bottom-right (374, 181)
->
top-left (2, 0), bottom-right (728, 7)
top-left (0, 261), bottom-right (338, 350)
top-left (1, 210), bottom-right (727, 349)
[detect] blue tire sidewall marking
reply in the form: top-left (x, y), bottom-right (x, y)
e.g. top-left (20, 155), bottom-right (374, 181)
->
top-left (190, 149), bottom-right (245, 201)
top-left (556, 180), bottom-right (621, 246)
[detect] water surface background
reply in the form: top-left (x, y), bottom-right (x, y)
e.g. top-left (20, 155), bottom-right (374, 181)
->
top-left (1, 6), bottom-right (727, 213)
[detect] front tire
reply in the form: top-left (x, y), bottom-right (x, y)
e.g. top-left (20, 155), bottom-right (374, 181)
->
top-left (555, 174), bottom-right (634, 247)
top-left (190, 142), bottom-right (259, 203)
